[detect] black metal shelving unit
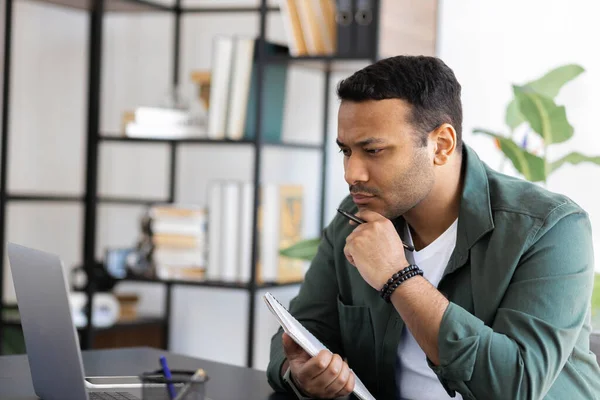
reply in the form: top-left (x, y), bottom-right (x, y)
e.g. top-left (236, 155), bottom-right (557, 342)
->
top-left (0, 0), bottom-right (378, 368)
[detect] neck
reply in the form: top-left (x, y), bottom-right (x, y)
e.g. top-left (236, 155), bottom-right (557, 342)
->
top-left (404, 156), bottom-right (463, 251)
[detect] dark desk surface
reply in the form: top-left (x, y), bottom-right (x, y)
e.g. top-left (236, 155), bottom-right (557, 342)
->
top-left (0, 346), bottom-right (293, 400)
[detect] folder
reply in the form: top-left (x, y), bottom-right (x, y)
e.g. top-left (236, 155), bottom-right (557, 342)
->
top-left (354, 0), bottom-right (377, 58)
top-left (335, 0), bottom-right (355, 57)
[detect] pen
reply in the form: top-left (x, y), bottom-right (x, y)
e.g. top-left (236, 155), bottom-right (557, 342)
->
top-left (173, 368), bottom-right (207, 400)
top-left (337, 208), bottom-right (415, 252)
top-left (160, 355), bottom-right (178, 400)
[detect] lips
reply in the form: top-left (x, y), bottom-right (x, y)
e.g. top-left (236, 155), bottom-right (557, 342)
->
top-left (351, 193), bottom-right (375, 205)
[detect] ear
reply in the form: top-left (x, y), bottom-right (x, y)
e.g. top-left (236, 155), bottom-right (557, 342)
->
top-left (430, 123), bottom-right (457, 166)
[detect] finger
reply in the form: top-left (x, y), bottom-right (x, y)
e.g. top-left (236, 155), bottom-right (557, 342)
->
top-left (340, 369), bottom-right (356, 397)
top-left (355, 209), bottom-right (387, 223)
top-left (347, 224), bottom-right (366, 237)
top-left (343, 243), bottom-right (355, 266)
top-left (325, 360), bottom-right (351, 398)
top-left (314, 353), bottom-right (344, 390)
top-left (301, 350), bottom-right (333, 381)
top-left (282, 332), bottom-right (308, 361)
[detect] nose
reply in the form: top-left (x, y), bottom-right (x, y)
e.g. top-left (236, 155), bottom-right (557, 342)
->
top-left (344, 155), bottom-right (369, 185)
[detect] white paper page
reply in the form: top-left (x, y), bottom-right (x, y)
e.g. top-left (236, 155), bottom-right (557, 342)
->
top-left (263, 292), bottom-right (376, 400)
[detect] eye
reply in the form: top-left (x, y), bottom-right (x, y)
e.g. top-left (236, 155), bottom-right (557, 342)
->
top-left (365, 148), bottom-right (382, 155)
top-left (338, 148), bottom-right (351, 156)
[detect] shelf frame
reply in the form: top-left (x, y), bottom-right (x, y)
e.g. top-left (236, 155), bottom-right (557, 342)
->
top-left (0, 0), bottom-right (379, 368)
top-left (23, 0), bottom-right (281, 13)
top-left (0, 0), bottom-right (15, 352)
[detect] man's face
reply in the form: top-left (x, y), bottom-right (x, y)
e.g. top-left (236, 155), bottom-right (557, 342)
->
top-left (336, 99), bottom-right (435, 219)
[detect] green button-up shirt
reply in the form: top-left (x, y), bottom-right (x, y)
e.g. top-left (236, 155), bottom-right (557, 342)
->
top-left (267, 144), bottom-right (600, 399)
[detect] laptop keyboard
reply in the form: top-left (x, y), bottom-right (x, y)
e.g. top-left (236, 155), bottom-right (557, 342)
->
top-left (90, 393), bottom-right (140, 400)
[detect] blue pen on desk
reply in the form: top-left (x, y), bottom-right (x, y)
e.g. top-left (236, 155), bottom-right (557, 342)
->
top-left (160, 355), bottom-right (177, 400)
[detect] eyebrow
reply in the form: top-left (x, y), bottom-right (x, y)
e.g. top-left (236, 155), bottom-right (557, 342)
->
top-left (336, 138), bottom-right (387, 147)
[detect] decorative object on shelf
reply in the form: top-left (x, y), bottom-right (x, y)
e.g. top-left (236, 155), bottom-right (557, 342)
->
top-left (68, 292), bottom-right (121, 329)
top-left (473, 63), bottom-right (600, 183)
top-left (70, 261), bottom-right (118, 293)
top-left (105, 247), bottom-right (136, 280)
top-left (190, 70), bottom-right (211, 110)
top-left (115, 293), bottom-right (140, 322)
top-left (279, 236), bottom-right (321, 262)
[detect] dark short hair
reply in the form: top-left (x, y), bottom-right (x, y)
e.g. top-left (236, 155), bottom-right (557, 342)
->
top-left (336, 55), bottom-right (463, 150)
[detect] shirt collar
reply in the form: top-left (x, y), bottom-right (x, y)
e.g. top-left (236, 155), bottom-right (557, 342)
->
top-left (456, 143), bottom-right (495, 252)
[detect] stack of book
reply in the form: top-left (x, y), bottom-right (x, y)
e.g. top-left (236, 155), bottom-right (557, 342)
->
top-left (148, 204), bottom-right (207, 281)
top-left (204, 36), bottom-right (289, 141)
top-left (205, 180), bottom-right (306, 284)
top-left (279, 0), bottom-right (337, 56)
top-left (124, 106), bottom-right (207, 139)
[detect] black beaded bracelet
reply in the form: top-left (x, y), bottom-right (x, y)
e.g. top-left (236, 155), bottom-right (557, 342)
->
top-left (379, 264), bottom-right (424, 303)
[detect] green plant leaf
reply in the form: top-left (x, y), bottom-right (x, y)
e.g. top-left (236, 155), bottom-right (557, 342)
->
top-left (473, 129), bottom-right (546, 181)
top-left (513, 86), bottom-right (574, 144)
top-left (592, 273), bottom-right (600, 314)
top-left (505, 99), bottom-right (525, 131)
top-left (505, 64), bottom-right (583, 132)
top-left (527, 64), bottom-right (585, 99)
top-left (279, 237), bottom-right (321, 261)
top-left (549, 152), bottom-right (600, 174)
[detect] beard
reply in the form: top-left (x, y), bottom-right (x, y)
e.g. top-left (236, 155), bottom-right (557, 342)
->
top-left (386, 148), bottom-right (435, 218)
top-left (354, 147), bottom-right (434, 220)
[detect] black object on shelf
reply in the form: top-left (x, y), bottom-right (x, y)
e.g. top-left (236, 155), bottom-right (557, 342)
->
top-left (0, 0), bottom-right (379, 367)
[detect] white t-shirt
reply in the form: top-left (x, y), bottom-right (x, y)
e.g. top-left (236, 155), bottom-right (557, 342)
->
top-left (396, 218), bottom-right (462, 400)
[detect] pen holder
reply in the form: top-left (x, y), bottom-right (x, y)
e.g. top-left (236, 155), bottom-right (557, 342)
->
top-left (140, 369), bottom-right (209, 400)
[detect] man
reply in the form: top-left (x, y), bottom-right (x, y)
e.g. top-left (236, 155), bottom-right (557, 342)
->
top-left (266, 55), bottom-right (600, 399)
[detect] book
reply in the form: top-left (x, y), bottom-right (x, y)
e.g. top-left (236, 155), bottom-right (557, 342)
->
top-left (242, 40), bottom-right (289, 143)
top-left (296, 0), bottom-right (331, 55)
top-left (207, 36), bottom-right (235, 139)
top-left (279, 0), bottom-right (309, 56)
top-left (256, 184), bottom-right (305, 283)
top-left (263, 292), bottom-right (376, 400)
top-left (219, 181), bottom-right (240, 282)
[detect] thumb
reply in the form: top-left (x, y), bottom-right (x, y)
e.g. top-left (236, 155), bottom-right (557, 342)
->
top-left (282, 332), bottom-right (309, 361)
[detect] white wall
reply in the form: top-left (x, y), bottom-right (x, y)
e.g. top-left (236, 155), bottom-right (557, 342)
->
top-left (437, 0), bottom-right (600, 271)
top-left (1, 0), bottom-right (353, 371)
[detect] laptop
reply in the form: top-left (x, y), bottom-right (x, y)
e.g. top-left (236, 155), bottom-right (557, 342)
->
top-left (7, 242), bottom-right (151, 400)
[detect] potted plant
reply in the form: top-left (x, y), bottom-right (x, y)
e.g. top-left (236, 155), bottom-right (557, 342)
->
top-left (473, 64), bottom-right (600, 182)
top-left (473, 63), bottom-right (600, 329)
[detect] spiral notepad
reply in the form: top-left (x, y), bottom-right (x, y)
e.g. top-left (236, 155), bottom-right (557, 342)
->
top-left (263, 292), bottom-right (376, 400)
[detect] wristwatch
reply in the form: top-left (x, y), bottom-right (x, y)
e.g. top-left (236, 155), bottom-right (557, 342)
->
top-left (283, 366), bottom-right (312, 399)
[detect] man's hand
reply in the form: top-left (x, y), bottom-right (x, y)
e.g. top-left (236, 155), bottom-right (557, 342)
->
top-left (343, 209), bottom-right (410, 290)
top-left (281, 332), bottom-right (355, 398)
